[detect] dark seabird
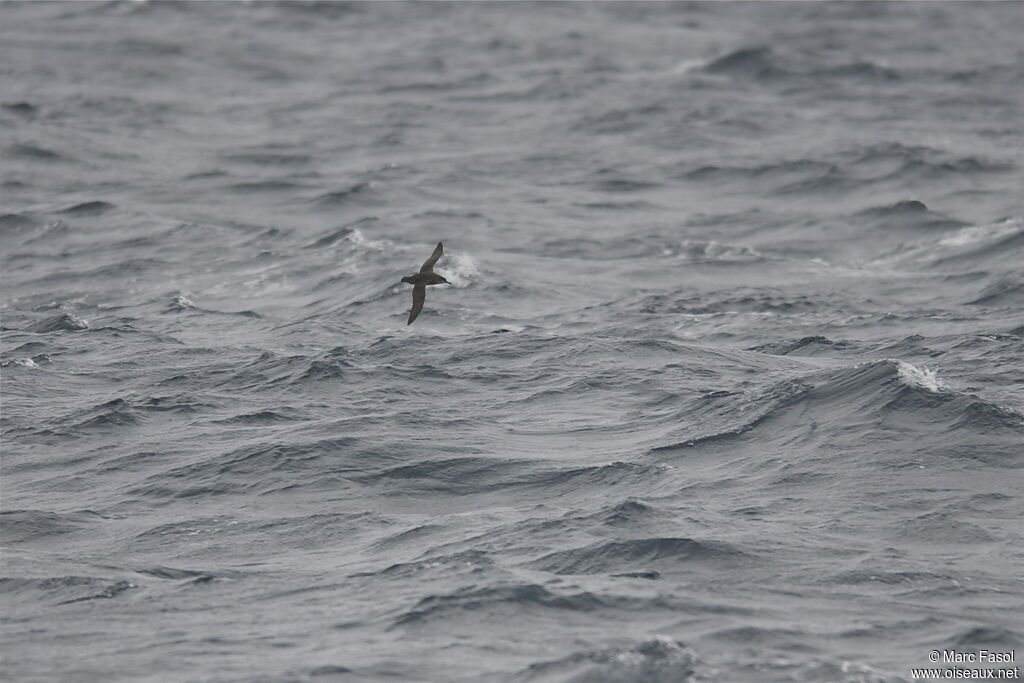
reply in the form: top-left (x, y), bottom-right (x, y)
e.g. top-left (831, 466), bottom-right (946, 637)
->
top-left (401, 241), bottom-right (449, 325)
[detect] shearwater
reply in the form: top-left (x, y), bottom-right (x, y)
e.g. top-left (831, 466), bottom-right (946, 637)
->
top-left (400, 241), bottom-right (449, 325)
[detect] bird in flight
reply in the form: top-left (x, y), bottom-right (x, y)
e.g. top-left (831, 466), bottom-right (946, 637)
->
top-left (401, 241), bottom-right (449, 325)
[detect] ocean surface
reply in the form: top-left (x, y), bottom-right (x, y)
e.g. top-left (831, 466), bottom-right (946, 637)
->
top-left (2, 2), bottom-right (1023, 682)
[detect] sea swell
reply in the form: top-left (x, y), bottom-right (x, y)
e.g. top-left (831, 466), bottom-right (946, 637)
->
top-left (2, 2), bottom-right (1023, 682)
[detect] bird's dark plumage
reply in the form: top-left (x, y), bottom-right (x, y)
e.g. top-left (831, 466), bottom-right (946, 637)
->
top-left (401, 241), bottom-right (449, 325)
top-left (419, 241), bottom-right (444, 273)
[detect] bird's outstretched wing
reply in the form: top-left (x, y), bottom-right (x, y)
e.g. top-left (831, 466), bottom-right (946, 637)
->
top-left (420, 241), bottom-right (443, 272)
top-left (408, 283), bottom-right (426, 325)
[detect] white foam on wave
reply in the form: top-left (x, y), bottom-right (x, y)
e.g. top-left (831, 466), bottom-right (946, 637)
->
top-left (669, 58), bottom-right (707, 76)
top-left (439, 251), bottom-right (480, 288)
top-left (346, 228), bottom-right (391, 251)
top-left (871, 218), bottom-right (1023, 268)
top-left (895, 360), bottom-right (945, 393)
top-left (677, 239), bottom-right (764, 262)
top-left (938, 218), bottom-right (1021, 248)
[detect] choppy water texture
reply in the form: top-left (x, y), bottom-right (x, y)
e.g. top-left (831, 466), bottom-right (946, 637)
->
top-left (2, 2), bottom-right (1023, 682)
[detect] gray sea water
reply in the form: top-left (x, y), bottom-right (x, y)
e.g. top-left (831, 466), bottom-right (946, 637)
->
top-left (2, 2), bottom-right (1023, 682)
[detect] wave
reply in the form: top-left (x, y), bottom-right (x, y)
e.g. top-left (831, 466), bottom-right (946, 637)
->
top-left (191, 350), bottom-right (328, 392)
top-left (948, 625), bottom-right (1023, 650)
top-left (163, 294), bottom-right (263, 319)
top-left (390, 583), bottom-right (613, 630)
top-left (589, 176), bottom-right (660, 194)
top-left (933, 220), bottom-right (1024, 268)
top-left (528, 537), bottom-right (746, 576)
top-left (872, 218), bottom-right (1024, 270)
top-left (683, 158), bottom-right (833, 184)
top-left (681, 143), bottom-right (1011, 197)
top-left (2, 101), bottom-right (38, 117)
top-left (224, 180), bottom-right (309, 195)
top-left (851, 199), bottom-right (967, 232)
top-left (1, 217), bottom-right (70, 251)
top-left (353, 455), bottom-right (528, 495)
top-left (513, 636), bottom-right (697, 683)
top-left (749, 335), bottom-right (854, 357)
top-left (651, 359), bottom-right (1023, 465)
top-left (677, 239), bottom-right (768, 264)
top-left (5, 143), bottom-right (68, 163)
top-left (379, 70), bottom-right (493, 95)
top-left (304, 217), bottom-right (379, 249)
top-left (574, 103), bottom-right (669, 136)
top-left (60, 398), bottom-right (142, 432)
top-left (132, 514), bottom-right (382, 561)
top-left (133, 565), bottom-right (217, 582)
top-left (703, 46), bottom-right (787, 80)
top-left (507, 462), bottom-right (669, 493)
top-left (702, 45), bottom-right (900, 84)
top-left (25, 313), bottom-right (89, 333)
top-left (309, 182), bottom-right (387, 209)
top-left (596, 499), bottom-right (665, 527)
top-left (220, 151), bottom-right (313, 167)
top-left (0, 575), bottom-right (136, 606)
top-left (35, 392), bottom-right (219, 439)
top-left (0, 509), bottom-right (108, 544)
top-left (57, 200), bottom-right (116, 217)
top-left (130, 438), bottom-right (665, 502)
top-left (0, 211), bottom-right (44, 235)
top-left (213, 408), bottom-right (306, 425)
top-left (966, 277), bottom-right (1024, 307)
top-left (0, 357), bottom-right (43, 370)
top-left (127, 436), bottom-right (391, 499)
top-left (635, 288), bottom-right (823, 316)
top-left (526, 236), bottom-right (766, 264)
